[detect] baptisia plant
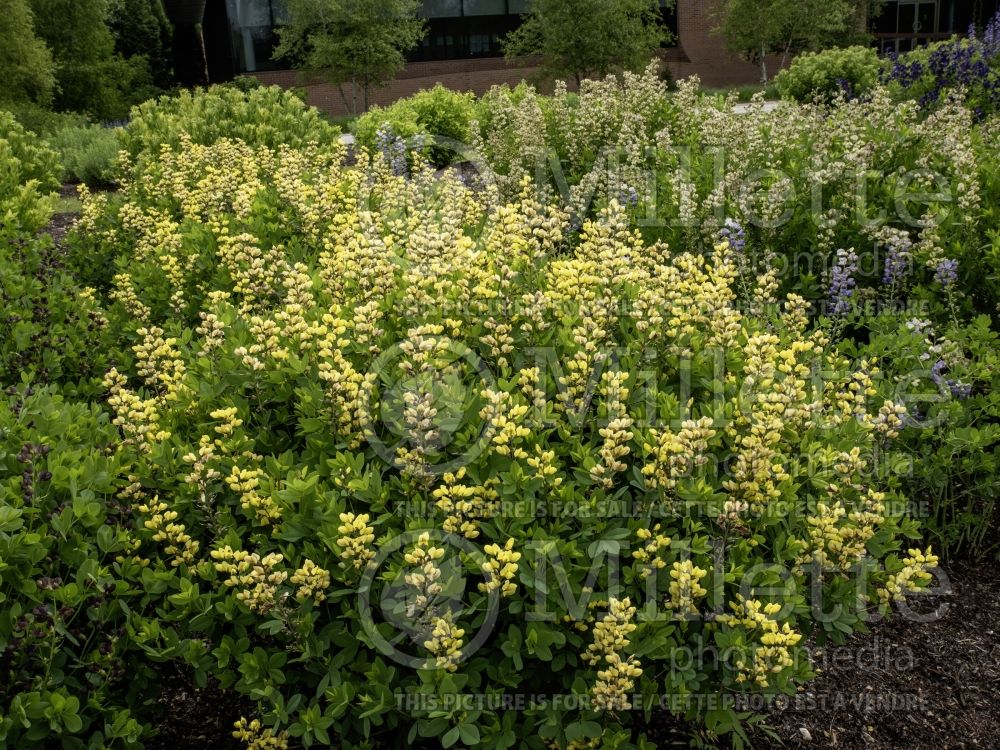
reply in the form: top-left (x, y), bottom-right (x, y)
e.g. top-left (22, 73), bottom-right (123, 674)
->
top-left (69, 132), bottom-right (939, 749)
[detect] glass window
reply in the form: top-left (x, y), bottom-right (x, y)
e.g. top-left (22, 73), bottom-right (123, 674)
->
top-left (873, 1), bottom-right (899, 33)
top-left (270, 0), bottom-right (289, 24)
top-left (237, 0), bottom-right (272, 27)
top-left (421, 0), bottom-right (462, 17)
top-left (469, 33), bottom-right (493, 53)
top-left (464, 0), bottom-right (505, 15)
top-left (915, 2), bottom-right (936, 33)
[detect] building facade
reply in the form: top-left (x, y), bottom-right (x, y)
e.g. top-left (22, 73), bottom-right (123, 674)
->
top-left (201, 0), bottom-right (1000, 116)
top-left (872, 0), bottom-right (1000, 53)
top-left (203, 0), bottom-right (761, 115)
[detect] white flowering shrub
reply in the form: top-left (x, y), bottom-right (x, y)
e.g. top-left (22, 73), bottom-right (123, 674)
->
top-left (52, 134), bottom-right (943, 749)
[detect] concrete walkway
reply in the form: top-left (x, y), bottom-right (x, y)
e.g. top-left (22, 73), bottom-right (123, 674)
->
top-left (733, 100), bottom-right (782, 114)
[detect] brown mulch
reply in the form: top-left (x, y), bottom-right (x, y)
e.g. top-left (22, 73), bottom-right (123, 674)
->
top-left (46, 184), bottom-right (82, 247)
top-left (143, 666), bottom-right (251, 750)
top-left (750, 560), bottom-right (1000, 750)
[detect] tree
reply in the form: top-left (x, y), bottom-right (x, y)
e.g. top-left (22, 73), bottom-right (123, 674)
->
top-left (30, 0), bottom-right (155, 119)
top-left (0, 0), bottom-right (56, 106)
top-left (502, 0), bottom-right (673, 86)
top-left (107, 0), bottom-right (174, 88)
top-left (274, 0), bottom-right (426, 115)
top-left (716, 0), bottom-right (873, 83)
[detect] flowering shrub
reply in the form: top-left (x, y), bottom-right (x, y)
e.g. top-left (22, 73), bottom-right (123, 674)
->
top-left (7, 59), bottom-right (1000, 748)
top-left (471, 61), bottom-right (672, 202)
top-left (883, 9), bottom-right (1000, 115)
top-left (0, 112), bottom-right (60, 237)
top-left (51, 132), bottom-right (944, 748)
top-left (775, 46), bottom-right (882, 103)
top-left (119, 85), bottom-right (341, 166)
top-left (355, 84), bottom-right (477, 167)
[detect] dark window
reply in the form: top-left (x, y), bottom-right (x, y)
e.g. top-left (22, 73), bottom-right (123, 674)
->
top-left (464, 0), bottom-right (506, 15)
top-left (409, 1), bottom-right (525, 61)
top-left (421, 0), bottom-right (463, 17)
top-left (660, 0), bottom-right (678, 46)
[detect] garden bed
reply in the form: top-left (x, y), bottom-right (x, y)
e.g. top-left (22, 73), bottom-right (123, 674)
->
top-left (753, 559), bottom-right (1000, 750)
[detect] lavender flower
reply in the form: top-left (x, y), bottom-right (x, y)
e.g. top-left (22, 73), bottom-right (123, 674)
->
top-left (985, 9), bottom-right (1000, 58)
top-left (617, 185), bottom-right (639, 207)
top-left (881, 237), bottom-right (911, 286)
top-left (375, 123), bottom-right (408, 178)
top-left (718, 218), bottom-right (746, 254)
top-left (930, 358), bottom-right (947, 385)
top-left (828, 248), bottom-right (859, 316)
top-left (949, 381), bottom-right (973, 399)
top-left (933, 258), bottom-right (958, 286)
top-left (885, 9), bottom-right (1000, 114)
top-left (931, 358), bottom-right (972, 399)
top-left (836, 78), bottom-right (856, 101)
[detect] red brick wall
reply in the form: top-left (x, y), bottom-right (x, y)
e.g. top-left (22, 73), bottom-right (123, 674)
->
top-left (253, 59), bottom-right (552, 117)
top-left (666, 0), bottom-right (785, 87)
top-left (253, 0), bottom-right (786, 117)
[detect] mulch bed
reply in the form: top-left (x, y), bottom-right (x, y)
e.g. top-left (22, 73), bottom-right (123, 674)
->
top-left (750, 559), bottom-right (1000, 750)
top-left (45, 184), bottom-right (83, 247)
top-left (143, 666), bottom-right (251, 750)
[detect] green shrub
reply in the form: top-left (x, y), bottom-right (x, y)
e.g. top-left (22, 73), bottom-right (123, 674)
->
top-left (0, 111), bottom-right (60, 236)
top-left (0, 0), bottom-right (56, 107)
top-left (106, 0), bottom-right (173, 89)
top-left (0, 386), bottom-right (149, 747)
top-left (65, 134), bottom-right (940, 748)
top-left (0, 114), bottom-right (115, 389)
top-left (356, 84), bottom-right (476, 167)
top-left (0, 231), bottom-right (115, 390)
top-left (2, 103), bottom-right (89, 137)
top-left (862, 314), bottom-right (1000, 560)
top-left (120, 85), bottom-right (341, 162)
top-left (48, 125), bottom-right (121, 186)
top-left (775, 46), bottom-right (881, 103)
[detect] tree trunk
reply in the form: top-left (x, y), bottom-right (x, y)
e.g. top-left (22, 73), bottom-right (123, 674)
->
top-left (163, 0), bottom-right (209, 86)
top-left (760, 43), bottom-right (768, 83)
top-left (172, 23), bottom-right (210, 86)
top-left (338, 84), bottom-right (351, 115)
top-left (780, 37), bottom-right (793, 72)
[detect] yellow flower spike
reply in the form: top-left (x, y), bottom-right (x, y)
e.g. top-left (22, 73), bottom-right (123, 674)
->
top-left (666, 560), bottom-right (708, 615)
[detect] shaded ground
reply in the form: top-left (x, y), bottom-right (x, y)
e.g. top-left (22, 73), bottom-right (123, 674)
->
top-left (143, 667), bottom-right (251, 750)
top-left (46, 184), bottom-right (83, 247)
top-left (750, 560), bottom-right (1000, 750)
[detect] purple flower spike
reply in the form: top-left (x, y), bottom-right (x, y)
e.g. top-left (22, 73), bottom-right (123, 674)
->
top-left (718, 218), bottom-right (746, 255)
top-left (933, 258), bottom-right (958, 287)
top-left (828, 248), bottom-right (859, 317)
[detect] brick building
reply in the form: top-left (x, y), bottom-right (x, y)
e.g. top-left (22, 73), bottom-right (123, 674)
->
top-left (202, 0), bottom-right (774, 114)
